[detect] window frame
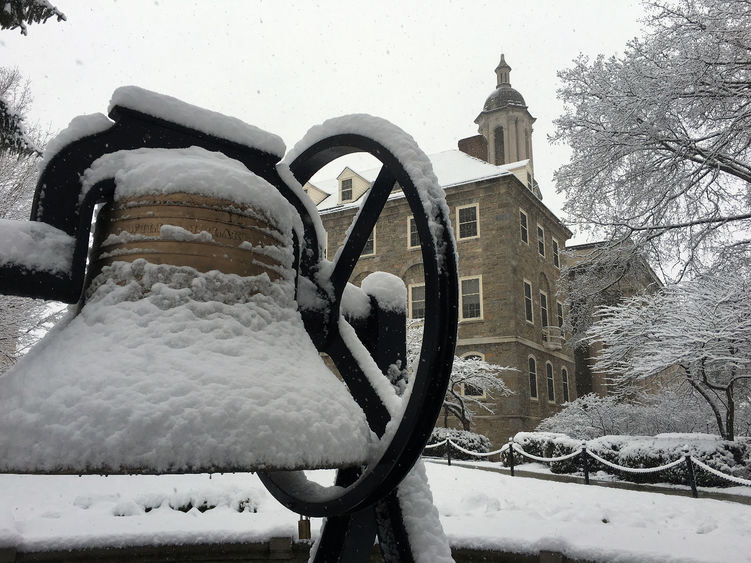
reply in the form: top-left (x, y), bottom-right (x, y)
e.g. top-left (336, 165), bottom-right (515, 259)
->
top-left (539, 291), bottom-right (549, 328)
top-left (407, 216), bottom-right (420, 250)
top-left (459, 275), bottom-right (483, 321)
top-left (456, 203), bottom-right (480, 241)
top-left (523, 279), bottom-right (534, 324)
top-left (528, 356), bottom-right (538, 400)
top-left (562, 368), bottom-right (570, 403)
top-left (361, 226), bottom-right (376, 257)
top-left (546, 362), bottom-right (555, 403)
top-left (552, 237), bottom-right (560, 268)
top-left (340, 177), bottom-right (353, 202)
top-left (459, 353), bottom-right (487, 398)
top-left (537, 224), bottom-right (545, 257)
top-left (519, 209), bottom-right (529, 244)
top-left (557, 301), bottom-right (564, 329)
top-left (408, 283), bottom-right (426, 320)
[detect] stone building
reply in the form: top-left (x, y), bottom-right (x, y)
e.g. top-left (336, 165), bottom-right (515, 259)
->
top-left (304, 55), bottom-right (576, 447)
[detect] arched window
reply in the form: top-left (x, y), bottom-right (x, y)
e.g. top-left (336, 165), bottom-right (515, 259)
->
top-left (562, 368), bottom-right (570, 403)
top-left (546, 362), bottom-right (555, 402)
top-left (494, 126), bottom-right (505, 165)
top-left (528, 357), bottom-right (537, 399)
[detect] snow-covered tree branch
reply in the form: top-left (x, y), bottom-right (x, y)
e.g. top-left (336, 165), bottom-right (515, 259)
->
top-left (0, 0), bottom-right (65, 36)
top-left (587, 270), bottom-right (751, 440)
top-left (407, 321), bottom-right (514, 431)
top-left (553, 0), bottom-right (751, 315)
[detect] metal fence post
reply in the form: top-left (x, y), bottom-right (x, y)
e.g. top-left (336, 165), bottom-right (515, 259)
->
top-left (683, 446), bottom-right (698, 498)
top-left (581, 442), bottom-right (590, 485)
top-left (508, 438), bottom-right (515, 477)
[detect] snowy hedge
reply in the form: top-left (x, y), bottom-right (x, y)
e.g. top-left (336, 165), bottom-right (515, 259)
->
top-left (424, 428), bottom-right (491, 461)
top-left (506, 432), bottom-right (751, 488)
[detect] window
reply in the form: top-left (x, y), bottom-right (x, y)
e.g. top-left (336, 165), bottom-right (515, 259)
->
top-left (537, 225), bottom-right (545, 256)
top-left (409, 284), bottom-right (425, 319)
top-left (494, 126), bottom-right (505, 164)
top-left (546, 362), bottom-right (555, 402)
top-left (456, 204), bottom-right (479, 240)
top-left (540, 291), bottom-right (549, 328)
top-left (407, 217), bottom-right (420, 249)
top-left (341, 178), bottom-right (353, 202)
top-left (460, 277), bottom-right (482, 320)
top-left (552, 238), bottom-right (560, 268)
top-left (562, 368), bottom-right (570, 402)
top-left (362, 227), bottom-right (375, 256)
top-left (519, 210), bottom-right (528, 244)
top-left (523, 280), bottom-right (533, 323)
top-left (557, 301), bottom-right (564, 328)
top-left (460, 354), bottom-right (486, 397)
top-left (528, 357), bottom-right (538, 399)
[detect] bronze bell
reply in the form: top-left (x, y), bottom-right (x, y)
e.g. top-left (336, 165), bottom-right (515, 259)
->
top-left (0, 147), bottom-right (374, 475)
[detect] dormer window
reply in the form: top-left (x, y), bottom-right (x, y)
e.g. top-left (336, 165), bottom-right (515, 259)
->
top-left (341, 178), bottom-right (353, 202)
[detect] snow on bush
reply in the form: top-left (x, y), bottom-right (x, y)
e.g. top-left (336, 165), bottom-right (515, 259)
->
top-left (508, 432), bottom-right (751, 487)
top-left (424, 428), bottom-right (491, 461)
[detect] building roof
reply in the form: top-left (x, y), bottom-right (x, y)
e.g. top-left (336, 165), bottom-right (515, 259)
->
top-left (309, 149), bottom-right (518, 212)
top-left (481, 85), bottom-right (527, 112)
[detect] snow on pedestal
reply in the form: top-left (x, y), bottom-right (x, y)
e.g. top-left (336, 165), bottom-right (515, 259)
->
top-left (0, 147), bottom-right (374, 474)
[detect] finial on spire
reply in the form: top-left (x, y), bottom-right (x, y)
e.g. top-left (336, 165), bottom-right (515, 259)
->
top-left (495, 54), bottom-right (511, 87)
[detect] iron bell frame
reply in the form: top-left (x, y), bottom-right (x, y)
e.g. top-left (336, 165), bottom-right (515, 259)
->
top-left (0, 97), bottom-right (459, 561)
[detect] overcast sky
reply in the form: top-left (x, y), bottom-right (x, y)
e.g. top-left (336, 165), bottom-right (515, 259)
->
top-left (2, 0), bottom-right (645, 222)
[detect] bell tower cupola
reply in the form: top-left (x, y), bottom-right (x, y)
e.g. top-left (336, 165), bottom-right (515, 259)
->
top-left (472, 54), bottom-right (536, 172)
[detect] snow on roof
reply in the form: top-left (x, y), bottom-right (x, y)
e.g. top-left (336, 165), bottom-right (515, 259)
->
top-left (310, 150), bottom-right (519, 212)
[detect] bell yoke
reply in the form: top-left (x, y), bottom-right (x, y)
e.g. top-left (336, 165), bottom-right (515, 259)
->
top-left (0, 87), bottom-right (459, 561)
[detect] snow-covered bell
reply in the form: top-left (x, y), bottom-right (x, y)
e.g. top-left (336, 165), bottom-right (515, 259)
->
top-left (0, 148), bottom-right (374, 474)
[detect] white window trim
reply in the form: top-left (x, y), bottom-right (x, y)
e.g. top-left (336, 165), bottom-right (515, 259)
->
top-left (459, 275), bottom-right (483, 321)
top-left (537, 224), bottom-right (545, 257)
top-left (456, 203), bottom-right (480, 241)
top-left (523, 279), bottom-right (534, 325)
top-left (340, 177), bottom-right (354, 203)
top-left (539, 290), bottom-right (549, 328)
top-left (407, 216), bottom-right (420, 250)
top-left (528, 355), bottom-right (538, 401)
top-left (561, 368), bottom-right (570, 403)
top-left (519, 208), bottom-right (529, 245)
top-left (552, 237), bottom-right (560, 268)
top-left (362, 226), bottom-right (376, 257)
top-left (546, 361), bottom-right (556, 403)
top-left (459, 352), bottom-right (488, 399)
top-left (408, 282), bottom-right (426, 320)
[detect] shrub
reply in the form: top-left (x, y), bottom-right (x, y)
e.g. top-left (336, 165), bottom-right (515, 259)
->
top-left (424, 428), bottom-right (491, 461)
top-left (505, 432), bottom-right (751, 488)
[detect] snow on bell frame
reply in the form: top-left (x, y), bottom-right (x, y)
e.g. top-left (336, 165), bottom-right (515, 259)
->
top-left (0, 88), bottom-right (458, 526)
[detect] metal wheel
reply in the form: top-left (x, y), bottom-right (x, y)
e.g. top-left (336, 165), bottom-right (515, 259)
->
top-left (259, 132), bottom-right (458, 517)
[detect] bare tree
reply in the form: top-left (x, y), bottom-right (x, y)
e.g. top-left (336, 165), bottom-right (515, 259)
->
top-left (553, 0), bottom-right (751, 328)
top-left (587, 271), bottom-right (751, 440)
top-left (0, 66), bottom-right (58, 374)
top-left (407, 321), bottom-right (514, 431)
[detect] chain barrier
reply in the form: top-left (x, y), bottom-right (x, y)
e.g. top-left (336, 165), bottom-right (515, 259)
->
top-left (690, 457), bottom-right (751, 487)
top-left (424, 439), bottom-right (751, 497)
top-left (586, 450), bottom-right (685, 474)
top-left (511, 443), bottom-right (583, 463)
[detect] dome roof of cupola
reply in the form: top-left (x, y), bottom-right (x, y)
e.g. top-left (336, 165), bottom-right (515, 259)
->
top-left (479, 53), bottom-right (528, 113)
top-left (483, 86), bottom-right (527, 111)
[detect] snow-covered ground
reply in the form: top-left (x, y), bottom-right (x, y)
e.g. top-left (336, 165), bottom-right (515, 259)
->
top-left (0, 461), bottom-right (748, 562)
